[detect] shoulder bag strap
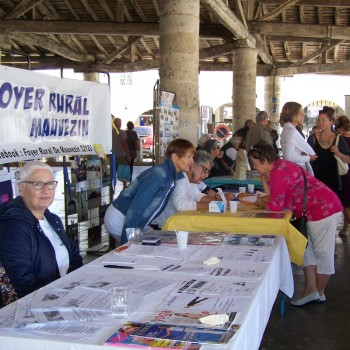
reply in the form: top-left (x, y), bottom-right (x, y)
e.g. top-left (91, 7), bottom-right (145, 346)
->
top-left (299, 166), bottom-right (307, 216)
top-left (335, 134), bottom-right (340, 146)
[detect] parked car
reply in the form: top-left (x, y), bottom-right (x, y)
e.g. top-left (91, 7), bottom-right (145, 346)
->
top-left (133, 126), bottom-right (154, 156)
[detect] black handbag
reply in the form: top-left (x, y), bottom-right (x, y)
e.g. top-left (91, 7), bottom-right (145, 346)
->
top-left (291, 167), bottom-right (308, 239)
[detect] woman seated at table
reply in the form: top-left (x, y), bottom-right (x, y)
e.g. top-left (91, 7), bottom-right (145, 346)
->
top-left (152, 150), bottom-right (236, 227)
top-left (0, 161), bottom-right (83, 298)
top-left (249, 142), bottom-right (342, 306)
top-left (104, 138), bottom-right (195, 244)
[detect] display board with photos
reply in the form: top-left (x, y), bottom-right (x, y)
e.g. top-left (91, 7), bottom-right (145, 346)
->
top-left (64, 155), bottom-right (113, 251)
top-left (158, 91), bottom-right (179, 157)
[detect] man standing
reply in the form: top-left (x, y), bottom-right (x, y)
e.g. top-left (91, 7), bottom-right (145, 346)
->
top-left (245, 111), bottom-right (273, 151)
top-left (112, 117), bottom-right (131, 189)
top-left (234, 119), bottom-right (255, 140)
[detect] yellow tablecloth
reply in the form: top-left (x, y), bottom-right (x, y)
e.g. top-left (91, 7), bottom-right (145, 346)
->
top-left (163, 207), bottom-right (307, 266)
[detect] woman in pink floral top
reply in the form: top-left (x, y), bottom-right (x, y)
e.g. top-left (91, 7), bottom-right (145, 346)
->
top-left (248, 142), bottom-right (342, 307)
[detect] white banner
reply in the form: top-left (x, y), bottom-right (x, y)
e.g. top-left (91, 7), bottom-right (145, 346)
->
top-left (0, 66), bottom-right (111, 164)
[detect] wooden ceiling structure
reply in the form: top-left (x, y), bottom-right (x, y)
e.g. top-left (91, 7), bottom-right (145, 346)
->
top-left (0, 0), bottom-right (350, 77)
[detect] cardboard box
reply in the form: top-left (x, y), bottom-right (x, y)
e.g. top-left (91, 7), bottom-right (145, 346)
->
top-left (209, 201), bottom-right (226, 213)
top-left (209, 188), bottom-right (227, 213)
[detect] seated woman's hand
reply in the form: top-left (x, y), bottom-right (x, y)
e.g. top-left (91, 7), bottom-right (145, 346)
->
top-left (224, 192), bottom-right (236, 201)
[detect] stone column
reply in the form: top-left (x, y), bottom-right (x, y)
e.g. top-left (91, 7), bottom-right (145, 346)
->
top-left (83, 72), bottom-right (99, 83)
top-left (159, 0), bottom-right (200, 143)
top-left (232, 47), bottom-right (257, 132)
top-left (264, 75), bottom-right (281, 124)
top-left (264, 75), bottom-right (282, 140)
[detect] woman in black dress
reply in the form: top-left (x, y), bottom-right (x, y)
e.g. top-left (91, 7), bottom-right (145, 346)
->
top-left (307, 107), bottom-right (349, 196)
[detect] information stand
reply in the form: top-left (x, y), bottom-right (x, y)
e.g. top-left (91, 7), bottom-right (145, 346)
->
top-left (63, 154), bottom-right (114, 255)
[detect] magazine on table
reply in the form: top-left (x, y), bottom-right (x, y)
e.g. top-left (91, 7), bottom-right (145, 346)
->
top-left (105, 325), bottom-right (201, 349)
top-left (223, 234), bottom-right (276, 246)
top-left (107, 321), bottom-right (240, 345)
top-left (140, 309), bottom-right (237, 331)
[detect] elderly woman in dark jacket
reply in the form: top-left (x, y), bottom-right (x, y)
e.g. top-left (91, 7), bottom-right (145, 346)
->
top-left (0, 161), bottom-right (82, 298)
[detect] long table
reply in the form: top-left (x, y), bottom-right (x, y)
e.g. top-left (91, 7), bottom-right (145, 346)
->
top-left (0, 235), bottom-right (293, 350)
top-left (162, 206), bottom-right (307, 266)
top-left (204, 176), bottom-right (262, 190)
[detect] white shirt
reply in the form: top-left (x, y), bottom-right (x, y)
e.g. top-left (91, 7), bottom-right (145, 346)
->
top-left (280, 122), bottom-right (315, 173)
top-left (225, 147), bottom-right (238, 163)
top-left (153, 173), bottom-right (206, 227)
top-left (39, 218), bottom-right (69, 277)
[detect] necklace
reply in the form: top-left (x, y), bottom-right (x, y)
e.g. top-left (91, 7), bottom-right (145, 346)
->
top-left (318, 131), bottom-right (334, 147)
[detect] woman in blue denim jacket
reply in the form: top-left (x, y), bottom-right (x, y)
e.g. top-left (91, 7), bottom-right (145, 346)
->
top-left (0, 161), bottom-right (82, 298)
top-left (104, 138), bottom-right (195, 244)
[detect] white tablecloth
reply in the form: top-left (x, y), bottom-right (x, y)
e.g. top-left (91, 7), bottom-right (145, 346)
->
top-left (0, 236), bottom-right (293, 350)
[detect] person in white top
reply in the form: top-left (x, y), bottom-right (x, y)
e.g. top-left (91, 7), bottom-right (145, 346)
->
top-left (280, 102), bottom-right (318, 174)
top-left (153, 151), bottom-right (235, 227)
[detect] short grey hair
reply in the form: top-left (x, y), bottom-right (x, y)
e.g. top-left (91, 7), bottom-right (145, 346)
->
top-left (197, 134), bottom-right (212, 148)
top-left (256, 111), bottom-right (268, 123)
top-left (229, 136), bottom-right (242, 145)
top-left (18, 161), bottom-right (53, 183)
top-left (194, 150), bottom-right (213, 166)
top-left (203, 139), bottom-right (220, 153)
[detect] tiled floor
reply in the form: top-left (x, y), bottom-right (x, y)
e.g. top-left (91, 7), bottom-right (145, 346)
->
top-left (260, 227), bottom-right (350, 350)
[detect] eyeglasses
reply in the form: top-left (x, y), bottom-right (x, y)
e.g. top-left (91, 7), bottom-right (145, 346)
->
top-left (21, 181), bottom-right (58, 190)
top-left (199, 164), bottom-right (211, 175)
top-left (212, 146), bottom-right (220, 150)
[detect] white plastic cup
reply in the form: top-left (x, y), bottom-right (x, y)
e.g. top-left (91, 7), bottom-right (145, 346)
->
top-left (247, 184), bottom-right (255, 193)
top-left (229, 200), bottom-right (239, 213)
top-left (110, 286), bottom-right (131, 318)
top-left (176, 231), bottom-right (188, 249)
top-left (239, 186), bottom-right (246, 193)
top-left (126, 227), bottom-right (141, 243)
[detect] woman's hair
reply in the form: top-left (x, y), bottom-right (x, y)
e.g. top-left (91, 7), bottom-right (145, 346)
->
top-left (193, 150), bottom-right (213, 166)
top-left (126, 121), bottom-right (134, 130)
top-left (197, 134), bottom-right (212, 149)
top-left (335, 115), bottom-right (350, 132)
top-left (202, 139), bottom-right (220, 153)
top-left (280, 102), bottom-right (302, 123)
top-left (256, 111), bottom-right (268, 123)
top-left (318, 106), bottom-right (335, 122)
top-left (18, 161), bottom-right (53, 182)
top-left (247, 141), bottom-right (279, 163)
top-left (165, 138), bottom-right (195, 159)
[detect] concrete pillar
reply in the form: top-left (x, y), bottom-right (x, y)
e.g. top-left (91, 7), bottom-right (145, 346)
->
top-left (232, 47), bottom-right (257, 131)
top-left (159, 0), bottom-right (200, 143)
top-left (264, 75), bottom-right (281, 124)
top-left (83, 72), bottom-right (99, 83)
top-left (345, 95), bottom-right (350, 117)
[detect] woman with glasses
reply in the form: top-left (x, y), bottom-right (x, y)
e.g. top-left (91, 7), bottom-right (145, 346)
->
top-left (0, 161), bottom-right (82, 298)
top-left (249, 142), bottom-right (342, 306)
top-left (151, 150), bottom-right (235, 227)
top-left (307, 106), bottom-right (350, 195)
